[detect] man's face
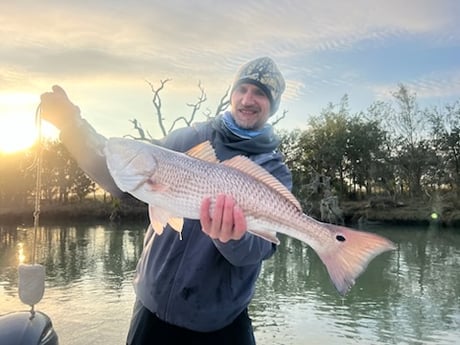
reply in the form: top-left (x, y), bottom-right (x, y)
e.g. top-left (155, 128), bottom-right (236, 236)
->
top-left (230, 83), bottom-right (271, 130)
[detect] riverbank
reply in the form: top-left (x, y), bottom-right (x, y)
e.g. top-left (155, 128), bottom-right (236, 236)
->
top-left (0, 199), bottom-right (148, 225)
top-left (1, 197), bottom-right (459, 228)
top-left (341, 197), bottom-right (460, 227)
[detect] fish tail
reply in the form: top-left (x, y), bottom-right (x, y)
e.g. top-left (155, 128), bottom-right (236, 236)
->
top-left (317, 224), bottom-right (396, 295)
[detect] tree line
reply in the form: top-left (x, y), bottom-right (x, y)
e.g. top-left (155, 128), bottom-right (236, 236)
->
top-left (0, 141), bottom-right (96, 208)
top-left (0, 83), bottom-right (459, 222)
top-left (280, 85), bottom-right (460, 220)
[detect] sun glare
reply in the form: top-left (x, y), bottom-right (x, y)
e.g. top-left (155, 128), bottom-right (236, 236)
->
top-left (0, 92), bottom-right (58, 154)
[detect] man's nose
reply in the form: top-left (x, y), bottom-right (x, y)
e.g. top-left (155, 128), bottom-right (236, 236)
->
top-left (241, 91), bottom-right (255, 105)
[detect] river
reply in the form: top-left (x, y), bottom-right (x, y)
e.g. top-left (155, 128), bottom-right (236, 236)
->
top-left (0, 221), bottom-right (459, 344)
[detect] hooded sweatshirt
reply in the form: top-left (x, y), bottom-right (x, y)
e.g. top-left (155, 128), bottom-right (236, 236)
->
top-left (60, 113), bottom-right (292, 332)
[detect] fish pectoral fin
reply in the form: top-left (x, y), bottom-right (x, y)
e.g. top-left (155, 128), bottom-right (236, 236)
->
top-left (185, 141), bottom-right (219, 163)
top-left (248, 228), bottom-right (280, 245)
top-left (146, 178), bottom-right (170, 192)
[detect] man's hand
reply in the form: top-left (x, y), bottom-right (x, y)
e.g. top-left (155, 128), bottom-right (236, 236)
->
top-left (200, 195), bottom-right (247, 243)
top-left (40, 85), bottom-right (80, 130)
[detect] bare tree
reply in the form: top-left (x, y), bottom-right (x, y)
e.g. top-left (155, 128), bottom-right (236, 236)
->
top-left (203, 86), bottom-right (231, 120)
top-left (125, 79), bottom-right (171, 141)
top-left (147, 78), bottom-right (171, 137)
top-left (270, 109), bottom-right (288, 127)
top-left (125, 118), bottom-right (152, 142)
top-left (128, 79), bottom-right (285, 141)
top-left (168, 81), bottom-right (207, 132)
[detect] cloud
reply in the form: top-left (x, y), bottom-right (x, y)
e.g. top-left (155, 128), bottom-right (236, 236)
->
top-left (0, 0), bottom-right (458, 129)
top-left (370, 68), bottom-right (460, 104)
top-left (406, 70), bottom-right (460, 100)
top-left (2, 1), bottom-right (457, 73)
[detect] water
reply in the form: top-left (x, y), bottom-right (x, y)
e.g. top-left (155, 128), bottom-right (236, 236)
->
top-left (1, 222), bottom-right (459, 344)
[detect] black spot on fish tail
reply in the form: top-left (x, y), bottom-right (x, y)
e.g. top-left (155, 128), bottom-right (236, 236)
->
top-left (336, 234), bottom-right (346, 242)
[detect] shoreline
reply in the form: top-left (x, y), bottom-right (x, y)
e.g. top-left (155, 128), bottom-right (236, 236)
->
top-left (1, 199), bottom-right (459, 228)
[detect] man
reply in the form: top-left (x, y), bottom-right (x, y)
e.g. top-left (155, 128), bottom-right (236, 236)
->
top-left (40, 57), bottom-right (292, 345)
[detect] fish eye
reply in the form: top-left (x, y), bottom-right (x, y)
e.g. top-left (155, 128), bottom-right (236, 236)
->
top-left (336, 235), bottom-right (346, 242)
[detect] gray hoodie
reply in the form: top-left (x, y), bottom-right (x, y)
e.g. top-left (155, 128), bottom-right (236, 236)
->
top-left (60, 114), bottom-right (292, 332)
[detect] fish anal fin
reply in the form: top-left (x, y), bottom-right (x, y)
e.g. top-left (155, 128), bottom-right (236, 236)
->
top-left (223, 156), bottom-right (301, 211)
top-left (248, 228), bottom-right (280, 245)
top-left (186, 141), bottom-right (219, 163)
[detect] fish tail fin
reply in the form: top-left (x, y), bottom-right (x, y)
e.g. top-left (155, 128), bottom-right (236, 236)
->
top-left (317, 224), bottom-right (396, 295)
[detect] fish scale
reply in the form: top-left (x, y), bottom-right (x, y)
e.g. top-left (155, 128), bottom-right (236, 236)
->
top-left (105, 137), bottom-right (396, 295)
top-left (172, 158), bottom-right (293, 236)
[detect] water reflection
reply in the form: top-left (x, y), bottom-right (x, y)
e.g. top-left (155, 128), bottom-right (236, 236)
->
top-left (251, 225), bottom-right (460, 345)
top-left (1, 223), bottom-right (144, 290)
top-left (0, 222), bottom-right (146, 344)
top-left (1, 223), bottom-right (459, 345)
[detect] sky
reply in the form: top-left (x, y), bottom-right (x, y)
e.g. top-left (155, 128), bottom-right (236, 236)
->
top-left (1, 0), bottom-right (459, 152)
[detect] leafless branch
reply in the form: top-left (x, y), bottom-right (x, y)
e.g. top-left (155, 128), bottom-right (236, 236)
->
top-left (128, 79), bottom-right (234, 140)
top-left (270, 109), bottom-right (288, 127)
top-left (125, 119), bottom-right (154, 142)
top-left (214, 86), bottom-right (231, 118)
top-left (146, 78), bottom-right (172, 137)
top-left (167, 81), bottom-right (207, 133)
top-left (203, 85), bottom-right (230, 121)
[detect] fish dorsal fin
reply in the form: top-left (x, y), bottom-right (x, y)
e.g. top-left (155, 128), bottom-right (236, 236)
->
top-left (186, 141), bottom-right (219, 163)
top-left (222, 156), bottom-right (302, 211)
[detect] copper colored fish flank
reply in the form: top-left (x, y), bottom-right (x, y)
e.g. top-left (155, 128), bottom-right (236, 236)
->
top-left (104, 137), bottom-right (395, 295)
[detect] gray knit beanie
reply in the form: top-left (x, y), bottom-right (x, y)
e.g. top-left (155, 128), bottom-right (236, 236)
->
top-left (231, 57), bottom-right (286, 116)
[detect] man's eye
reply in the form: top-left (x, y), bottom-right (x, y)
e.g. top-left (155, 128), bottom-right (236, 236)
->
top-left (255, 89), bottom-right (265, 97)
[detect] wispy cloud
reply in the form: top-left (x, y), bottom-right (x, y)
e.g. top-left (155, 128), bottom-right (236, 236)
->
top-left (372, 69), bottom-right (460, 102)
top-left (0, 0), bottom-right (459, 132)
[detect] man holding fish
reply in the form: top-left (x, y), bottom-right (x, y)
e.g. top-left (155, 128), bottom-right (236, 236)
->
top-left (40, 57), bottom-right (293, 344)
top-left (40, 57), bottom-right (394, 345)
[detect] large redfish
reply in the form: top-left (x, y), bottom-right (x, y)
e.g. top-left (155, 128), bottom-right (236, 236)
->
top-left (104, 137), bottom-right (395, 295)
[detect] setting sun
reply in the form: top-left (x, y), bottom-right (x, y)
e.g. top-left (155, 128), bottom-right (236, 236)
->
top-left (0, 92), bottom-right (58, 153)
